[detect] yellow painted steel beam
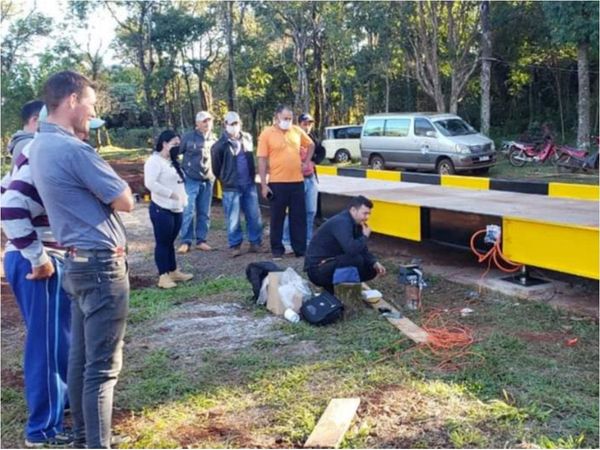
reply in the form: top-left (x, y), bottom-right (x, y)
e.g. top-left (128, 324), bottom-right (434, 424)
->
top-left (441, 174), bottom-right (490, 190)
top-left (548, 182), bottom-right (600, 201)
top-left (503, 217), bottom-right (599, 279)
top-left (316, 165), bottom-right (338, 176)
top-left (366, 169), bottom-right (401, 181)
top-left (368, 199), bottom-right (421, 241)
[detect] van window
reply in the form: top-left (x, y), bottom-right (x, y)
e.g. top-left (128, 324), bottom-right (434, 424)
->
top-left (346, 126), bottom-right (362, 139)
top-left (363, 120), bottom-right (385, 137)
top-left (433, 118), bottom-right (477, 136)
top-left (384, 119), bottom-right (410, 137)
top-left (414, 118), bottom-right (436, 136)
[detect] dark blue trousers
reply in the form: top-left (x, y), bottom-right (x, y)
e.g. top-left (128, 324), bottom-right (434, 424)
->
top-left (149, 201), bottom-right (183, 275)
top-left (3, 251), bottom-right (70, 442)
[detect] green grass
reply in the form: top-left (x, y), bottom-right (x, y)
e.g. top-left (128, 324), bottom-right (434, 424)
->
top-left (99, 146), bottom-right (149, 161)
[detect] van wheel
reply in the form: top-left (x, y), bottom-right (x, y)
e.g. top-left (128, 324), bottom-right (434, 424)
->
top-left (334, 149), bottom-right (351, 163)
top-left (370, 155), bottom-right (385, 170)
top-left (436, 158), bottom-right (455, 175)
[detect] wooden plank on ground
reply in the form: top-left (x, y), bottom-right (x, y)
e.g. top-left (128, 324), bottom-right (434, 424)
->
top-left (362, 284), bottom-right (429, 344)
top-left (304, 398), bottom-right (361, 449)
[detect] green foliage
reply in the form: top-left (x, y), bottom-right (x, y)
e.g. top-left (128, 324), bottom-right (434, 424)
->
top-left (108, 128), bottom-right (154, 149)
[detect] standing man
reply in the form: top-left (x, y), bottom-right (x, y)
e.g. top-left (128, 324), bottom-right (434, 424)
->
top-left (258, 105), bottom-right (315, 259)
top-left (1, 103), bottom-right (71, 448)
top-left (282, 112), bottom-right (324, 253)
top-left (7, 100), bottom-right (44, 170)
top-left (304, 196), bottom-right (386, 294)
top-left (178, 111), bottom-right (216, 253)
top-left (211, 111), bottom-right (263, 257)
top-left (29, 70), bottom-right (134, 449)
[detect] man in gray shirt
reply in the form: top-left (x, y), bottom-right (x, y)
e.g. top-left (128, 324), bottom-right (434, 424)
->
top-left (29, 70), bottom-right (134, 449)
top-left (7, 100), bottom-right (44, 170)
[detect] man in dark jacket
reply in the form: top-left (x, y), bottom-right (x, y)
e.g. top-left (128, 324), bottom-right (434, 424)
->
top-left (7, 100), bottom-right (44, 170)
top-left (178, 110), bottom-right (216, 253)
top-left (212, 111), bottom-right (263, 257)
top-left (305, 195), bottom-right (386, 293)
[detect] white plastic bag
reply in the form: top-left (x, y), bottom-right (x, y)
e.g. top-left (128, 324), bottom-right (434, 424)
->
top-left (256, 276), bottom-right (269, 305)
top-left (279, 267), bottom-right (312, 301)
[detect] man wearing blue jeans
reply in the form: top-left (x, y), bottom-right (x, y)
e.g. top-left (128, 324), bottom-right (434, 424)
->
top-left (30, 71), bottom-right (134, 449)
top-left (178, 111), bottom-right (216, 253)
top-left (212, 112), bottom-right (263, 257)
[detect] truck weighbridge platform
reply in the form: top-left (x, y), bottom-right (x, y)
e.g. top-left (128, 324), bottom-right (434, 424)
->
top-left (316, 175), bottom-right (599, 280)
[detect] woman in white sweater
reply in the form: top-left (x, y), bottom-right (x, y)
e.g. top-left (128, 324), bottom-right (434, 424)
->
top-left (144, 130), bottom-right (194, 288)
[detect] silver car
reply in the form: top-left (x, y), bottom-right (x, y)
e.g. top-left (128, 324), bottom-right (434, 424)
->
top-left (360, 113), bottom-right (496, 175)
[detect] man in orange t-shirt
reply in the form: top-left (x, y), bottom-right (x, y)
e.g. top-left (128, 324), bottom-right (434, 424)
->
top-left (258, 105), bottom-right (315, 259)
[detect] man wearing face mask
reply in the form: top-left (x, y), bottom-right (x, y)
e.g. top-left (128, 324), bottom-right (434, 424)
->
top-left (211, 112), bottom-right (263, 257)
top-left (257, 105), bottom-right (315, 259)
top-left (178, 111), bottom-right (216, 254)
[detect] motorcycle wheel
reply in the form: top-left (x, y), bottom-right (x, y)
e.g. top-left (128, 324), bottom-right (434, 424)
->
top-left (508, 147), bottom-right (527, 167)
top-left (556, 154), bottom-right (578, 173)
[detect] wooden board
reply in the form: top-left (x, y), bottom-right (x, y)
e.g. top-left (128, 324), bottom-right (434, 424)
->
top-left (304, 398), bottom-right (361, 449)
top-left (362, 284), bottom-right (429, 344)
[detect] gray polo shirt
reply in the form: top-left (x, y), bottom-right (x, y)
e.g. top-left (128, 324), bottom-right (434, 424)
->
top-left (29, 122), bottom-right (128, 250)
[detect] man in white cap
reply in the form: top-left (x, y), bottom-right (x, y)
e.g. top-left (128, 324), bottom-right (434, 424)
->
top-left (211, 111), bottom-right (263, 257)
top-left (178, 110), bottom-right (216, 253)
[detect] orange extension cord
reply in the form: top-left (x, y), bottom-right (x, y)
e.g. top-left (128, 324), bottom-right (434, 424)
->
top-left (470, 229), bottom-right (522, 289)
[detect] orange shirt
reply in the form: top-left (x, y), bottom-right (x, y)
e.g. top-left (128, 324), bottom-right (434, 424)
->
top-left (257, 125), bottom-right (312, 183)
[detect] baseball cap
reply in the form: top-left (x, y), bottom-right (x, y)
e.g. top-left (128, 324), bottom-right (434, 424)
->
top-left (38, 105), bottom-right (105, 129)
top-left (196, 111), bottom-right (213, 122)
top-left (298, 113), bottom-right (314, 123)
top-left (224, 111), bottom-right (240, 124)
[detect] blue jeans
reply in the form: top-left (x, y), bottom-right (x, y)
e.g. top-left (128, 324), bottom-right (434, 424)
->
top-left (62, 253), bottom-right (129, 449)
top-left (283, 174), bottom-right (318, 246)
top-left (222, 185), bottom-right (263, 248)
top-left (3, 251), bottom-right (70, 443)
top-left (149, 202), bottom-right (182, 275)
top-left (180, 177), bottom-right (213, 245)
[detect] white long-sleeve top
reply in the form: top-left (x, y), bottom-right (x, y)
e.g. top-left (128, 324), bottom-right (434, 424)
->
top-left (144, 153), bottom-right (187, 212)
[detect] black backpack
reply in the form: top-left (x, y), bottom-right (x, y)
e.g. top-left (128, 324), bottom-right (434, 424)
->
top-left (311, 142), bottom-right (326, 164)
top-left (245, 261), bottom-right (283, 300)
top-left (300, 291), bottom-right (344, 325)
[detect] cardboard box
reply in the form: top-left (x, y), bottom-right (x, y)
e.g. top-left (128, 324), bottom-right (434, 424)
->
top-left (266, 272), bottom-right (303, 316)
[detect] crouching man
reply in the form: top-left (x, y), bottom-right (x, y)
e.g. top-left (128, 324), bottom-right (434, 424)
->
top-left (304, 195), bottom-right (386, 293)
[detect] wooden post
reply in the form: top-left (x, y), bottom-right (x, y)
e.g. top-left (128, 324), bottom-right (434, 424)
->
top-left (334, 283), bottom-right (363, 317)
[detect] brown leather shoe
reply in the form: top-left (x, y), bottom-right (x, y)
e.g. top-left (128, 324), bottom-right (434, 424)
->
top-left (231, 246), bottom-right (242, 258)
top-left (248, 243), bottom-right (264, 253)
top-left (158, 274), bottom-right (177, 289)
top-left (196, 242), bottom-right (212, 251)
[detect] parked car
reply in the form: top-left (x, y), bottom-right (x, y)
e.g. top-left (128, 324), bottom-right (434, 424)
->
top-left (360, 113), bottom-right (496, 175)
top-left (322, 125), bottom-right (362, 163)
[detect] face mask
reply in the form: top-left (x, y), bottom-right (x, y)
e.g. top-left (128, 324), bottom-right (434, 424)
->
top-left (169, 146), bottom-right (180, 160)
top-left (226, 124), bottom-right (240, 136)
top-left (279, 119), bottom-right (292, 130)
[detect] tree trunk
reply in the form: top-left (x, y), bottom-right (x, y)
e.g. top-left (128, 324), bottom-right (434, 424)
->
top-left (384, 73), bottom-right (390, 113)
top-left (225, 1), bottom-right (237, 111)
top-left (480, 0), bottom-right (491, 135)
top-left (577, 41), bottom-right (590, 149)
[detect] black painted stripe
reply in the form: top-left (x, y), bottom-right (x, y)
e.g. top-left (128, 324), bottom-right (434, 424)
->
top-left (401, 172), bottom-right (441, 185)
top-left (337, 167), bottom-right (366, 178)
top-left (489, 179), bottom-right (548, 195)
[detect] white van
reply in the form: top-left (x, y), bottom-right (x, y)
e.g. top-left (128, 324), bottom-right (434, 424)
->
top-left (322, 125), bottom-right (362, 163)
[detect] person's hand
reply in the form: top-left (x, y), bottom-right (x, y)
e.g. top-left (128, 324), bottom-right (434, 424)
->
top-left (27, 260), bottom-right (55, 280)
top-left (169, 192), bottom-right (180, 201)
top-left (261, 184), bottom-right (273, 200)
top-left (362, 222), bottom-right (371, 237)
top-left (373, 261), bottom-right (386, 276)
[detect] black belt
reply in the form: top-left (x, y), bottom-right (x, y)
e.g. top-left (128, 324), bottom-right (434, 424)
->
top-left (66, 247), bottom-right (126, 258)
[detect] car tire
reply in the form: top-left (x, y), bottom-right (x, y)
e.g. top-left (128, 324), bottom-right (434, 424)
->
top-left (370, 155), bottom-right (385, 170)
top-left (436, 158), bottom-right (456, 175)
top-left (334, 149), bottom-right (351, 163)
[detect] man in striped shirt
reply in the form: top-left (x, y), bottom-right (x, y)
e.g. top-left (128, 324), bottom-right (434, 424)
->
top-left (1, 105), bottom-right (72, 447)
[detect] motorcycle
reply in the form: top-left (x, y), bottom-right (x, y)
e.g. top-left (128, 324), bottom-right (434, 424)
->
top-left (555, 138), bottom-right (599, 173)
top-left (507, 138), bottom-right (559, 167)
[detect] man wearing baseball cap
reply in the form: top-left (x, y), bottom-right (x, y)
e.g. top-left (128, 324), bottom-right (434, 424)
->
top-left (178, 110), bottom-right (217, 253)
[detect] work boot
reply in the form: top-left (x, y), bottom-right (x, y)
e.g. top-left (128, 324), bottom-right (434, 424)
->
top-left (196, 242), bottom-right (212, 251)
top-left (169, 270), bottom-right (193, 282)
top-left (231, 246), bottom-right (242, 257)
top-left (248, 243), bottom-right (264, 253)
top-left (177, 243), bottom-right (190, 254)
top-left (158, 273), bottom-right (177, 289)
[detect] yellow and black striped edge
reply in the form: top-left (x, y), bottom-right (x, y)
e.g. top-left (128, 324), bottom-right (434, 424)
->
top-left (317, 166), bottom-right (598, 201)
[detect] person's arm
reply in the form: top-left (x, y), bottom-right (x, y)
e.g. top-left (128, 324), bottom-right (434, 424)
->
top-left (111, 185), bottom-right (134, 212)
top-left (299, 128), bottom-right (315, 167)
top-left (258, 157), bottom-right (271, 199)
top-left (211, 140), bottom-right (223, 179)
top-left (332, 217), bottom-right (369, 256)
top-left (144, 157), bottom-right (173, 199)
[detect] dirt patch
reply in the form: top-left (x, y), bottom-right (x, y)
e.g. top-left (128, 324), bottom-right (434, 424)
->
top-left (1, 368), bottom-right (24, 389)
top-left (515, 331), bottom-right (567, 343)
top-left (129, 275), bottom-right (155, 290)
top-left (1, 281), bottom-right (21, 330)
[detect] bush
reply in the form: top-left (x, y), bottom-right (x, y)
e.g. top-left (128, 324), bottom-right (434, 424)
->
top-left (108, 127), bottom-right (153, 149)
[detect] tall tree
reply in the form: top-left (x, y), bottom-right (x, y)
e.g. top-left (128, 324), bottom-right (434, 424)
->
top-left (480, 0), bottom-right (491, 135)
top-left (543, 2), bottom-right (599, 149)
